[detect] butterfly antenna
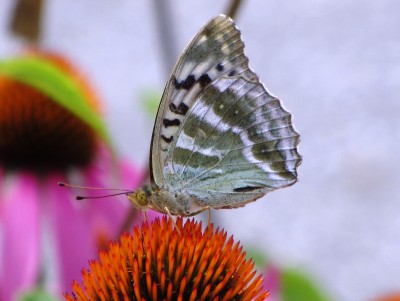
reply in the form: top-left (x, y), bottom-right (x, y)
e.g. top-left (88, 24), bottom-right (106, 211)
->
top-left (76, 192), bottom-right (130, 200)
top-left (58, 182), bottom-right (131, 192)
top-left (58, 182), bottom-right (133, 200)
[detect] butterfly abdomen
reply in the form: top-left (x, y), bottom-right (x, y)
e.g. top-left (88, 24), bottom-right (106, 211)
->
top-left (139, 186), bottom-right (206, 216)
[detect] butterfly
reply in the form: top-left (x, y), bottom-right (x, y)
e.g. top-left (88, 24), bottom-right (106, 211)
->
top-left (128, 14), bottom-right (301, 216)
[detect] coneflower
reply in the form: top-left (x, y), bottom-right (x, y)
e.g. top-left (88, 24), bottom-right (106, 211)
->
top-left (64, 217), bottom-right (269, 301)
top-left (0, 51), bottom-right (142, 300)
top-left (375, 294), bottom-right (400, 301)
top-left (0, 52), bottom-right (100, 171)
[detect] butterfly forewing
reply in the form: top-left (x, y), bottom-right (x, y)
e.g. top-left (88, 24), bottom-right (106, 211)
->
top-left (150, 14), bottom-right (301, 210)
top-left (151, 15), bottom-right (258, 186)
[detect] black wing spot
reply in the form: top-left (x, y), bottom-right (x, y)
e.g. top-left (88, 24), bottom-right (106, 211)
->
top-left (172, 76), bottom-right (181, 89)
top-left (216, 63), bottom-right (224, 72)
top-left (181, 74), bottom-right (196, 90)
top-left (169, 103), bottom-right (189, 115)
top-left (163, 118), bottom-right (181, 127)
top-left (161, 135), bottom-right (173, 143)
top-left (198, 73), bottom-right (212, 87)
top-left (172, 75), bottom-right (195, 90)
top-left (233, 186), bottom-right (263, 192)
top-left (203, 28), bottom-right (212, 37)
top-left (228, 70), bottom-right (237, 76)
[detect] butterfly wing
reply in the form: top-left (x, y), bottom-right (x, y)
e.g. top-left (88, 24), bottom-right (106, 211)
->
top-left (171, 76), bottom-right (301, 208)
top-left (151, 14), bottom-right (257, 186)
top-left (151, 14), bottom-right (301, 209)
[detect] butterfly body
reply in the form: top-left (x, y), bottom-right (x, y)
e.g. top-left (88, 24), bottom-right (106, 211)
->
top-left (128, 185), bottom-right (207, 216)
top-left (128, 15), bottom-right (301, 216)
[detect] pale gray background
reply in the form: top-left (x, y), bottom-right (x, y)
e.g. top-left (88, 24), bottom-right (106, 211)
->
top-left (1, 1), bottom-right (399, 300)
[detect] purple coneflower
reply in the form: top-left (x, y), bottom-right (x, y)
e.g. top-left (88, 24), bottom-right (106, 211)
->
top-left (0, 51), bottom-right (142, 300)
top-left (64, 217), bottom-right (269, 301)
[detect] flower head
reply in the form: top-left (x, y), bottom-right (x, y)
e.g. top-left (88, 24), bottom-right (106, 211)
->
top-left (64, 217), bottom-right (269, 301)
top-left (375, 294), bottom-right (400, 301)
top-left (0, 51), bottom-right (101, 171)
top-left (0, 51), bottom-right (143, 300)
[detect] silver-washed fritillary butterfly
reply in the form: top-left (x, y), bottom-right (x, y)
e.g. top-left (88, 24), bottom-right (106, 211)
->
top-left (128, 14), bottom-right (301, 216)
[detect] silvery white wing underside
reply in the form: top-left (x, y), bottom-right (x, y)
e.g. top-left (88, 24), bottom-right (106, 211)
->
top-left (150, 14), bottom-right (301, 208)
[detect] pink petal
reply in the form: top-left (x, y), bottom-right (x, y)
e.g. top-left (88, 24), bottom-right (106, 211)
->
top-left (80, 152), bottom-right (141, 231)
top-left (263, 264), bottom-right (281, 301)
top-left (45, 173), bottom-right (97, 294)
top-left (47, 150), bottom-right (147, 293)
top-left (81, 150), bottom-right (160, 227)
top-left (118, 158), bottom-right (145, 190)
top-left (0, 173), bottom-right (40, 301)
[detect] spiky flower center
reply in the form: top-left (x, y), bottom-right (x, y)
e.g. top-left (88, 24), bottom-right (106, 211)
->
top-left (0, 54), bottom-right (98, 172)
top-left (64, 218), bottom-right (269, 301)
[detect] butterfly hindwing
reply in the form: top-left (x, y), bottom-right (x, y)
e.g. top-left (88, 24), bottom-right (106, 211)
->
top-left (169, 76), bottom-right (301, 208)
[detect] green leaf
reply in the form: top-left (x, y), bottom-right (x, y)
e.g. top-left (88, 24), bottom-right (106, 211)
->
top-left (281, 269), bottom-right (331, 301)
top-left (246, 248), bottom-right (269, 269)
top-left (0, 57), bottom-right (110, 145)
top-left (140, 89), bottom-right (162, 118)
top-left (19, 288), bottom-right (58, 301)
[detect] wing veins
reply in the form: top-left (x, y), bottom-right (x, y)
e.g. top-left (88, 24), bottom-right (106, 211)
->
top-left (178, 93), bottom-right (298, 187)
top-left (175, 78), bottom-right (251, 176)
top-left (177, 83), bottom-right (276, 174)
top-left (229, 139), bottom-right (298, 152)
top-left (175, 81), bottom-right (274, 184)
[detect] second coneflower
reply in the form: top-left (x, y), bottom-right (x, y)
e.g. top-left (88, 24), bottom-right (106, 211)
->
top-left (0, 51), bottom-right (101, 170)
top-left (64, 217), bottom-right (269, 301)
top-left (0, 51), bottom-right (143, 300)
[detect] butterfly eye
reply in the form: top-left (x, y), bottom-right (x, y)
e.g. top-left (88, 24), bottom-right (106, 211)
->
top-left (127, 190), bottom-right (148, 208)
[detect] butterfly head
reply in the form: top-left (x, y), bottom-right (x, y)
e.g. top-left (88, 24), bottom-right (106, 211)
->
top-left (127, 189), bottom-right (149, 210)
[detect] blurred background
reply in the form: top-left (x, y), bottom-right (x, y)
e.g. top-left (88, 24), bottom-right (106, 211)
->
top-left (0, 0), bottom-right (399, 300)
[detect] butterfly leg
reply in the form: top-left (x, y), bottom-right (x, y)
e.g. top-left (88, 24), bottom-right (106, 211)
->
top-left (164, 206), bottom-right (181, 235)
top-left (139, 209), bottom-right (147, 224)
top-left (207, 207), bottom-right (211, 228)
